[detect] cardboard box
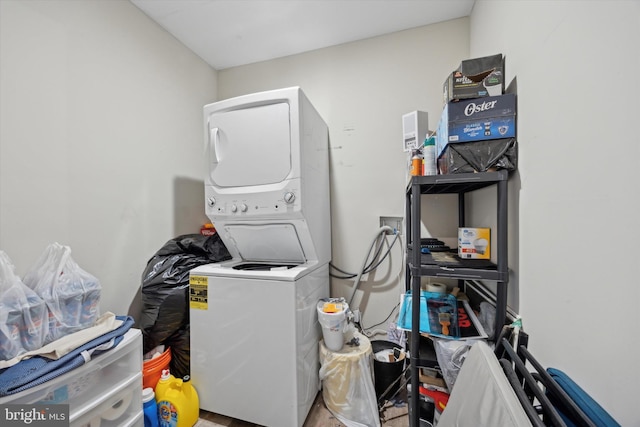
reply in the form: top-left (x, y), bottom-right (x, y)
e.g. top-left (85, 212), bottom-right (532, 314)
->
top-left (444, 54), bottom-right (504, 102)
top-left (436, 93), bottom-right (516, 158)
top-left (458, 228), bottom-right (490, 259)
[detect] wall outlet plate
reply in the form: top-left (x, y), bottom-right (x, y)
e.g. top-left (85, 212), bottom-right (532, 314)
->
top-left (380, 216), bottom-right (403, 234)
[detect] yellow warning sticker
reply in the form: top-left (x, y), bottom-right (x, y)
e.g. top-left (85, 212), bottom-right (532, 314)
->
top-left (189, 275), bottom-right (208, 310)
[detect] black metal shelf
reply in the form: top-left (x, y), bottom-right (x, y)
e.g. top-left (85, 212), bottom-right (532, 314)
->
top-left (407, 169), bottom-right (508, 194)
top-left (405, 169), bottom-right (510, 427)
top-left (409, 263), bottom-right (507, 282)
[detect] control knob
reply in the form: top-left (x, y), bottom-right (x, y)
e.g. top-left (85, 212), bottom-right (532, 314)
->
top-left (284, 192), bottom-right (296, 204)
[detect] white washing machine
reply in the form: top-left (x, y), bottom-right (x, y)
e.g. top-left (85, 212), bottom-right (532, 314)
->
top-left (189, 87), bottom-right (331, 427)
top-left (190, 262), bottom-right (328, 427)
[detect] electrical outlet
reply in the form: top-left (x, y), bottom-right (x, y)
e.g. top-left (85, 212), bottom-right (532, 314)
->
top-left (380, 216), bottom-right (403, 234)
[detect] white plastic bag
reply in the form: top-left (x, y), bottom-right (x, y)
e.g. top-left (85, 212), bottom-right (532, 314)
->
top-left (23, 243), bottom-right (101, 344)
top-left (0, 250), bottom-right (48, 360)
top-left (319, 332), bottom-right (381, 427)
top-left (433, 337), bottom-right (484, 391)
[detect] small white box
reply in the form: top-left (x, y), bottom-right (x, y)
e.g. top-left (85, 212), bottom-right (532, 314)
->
top-left (402, 111), bottom-right (429, 151)
top-left (458, 228), bottom-right (491, 259)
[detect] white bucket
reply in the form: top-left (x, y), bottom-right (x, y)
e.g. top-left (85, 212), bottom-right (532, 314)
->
top-left (317, 300), bottom-right (348, 352)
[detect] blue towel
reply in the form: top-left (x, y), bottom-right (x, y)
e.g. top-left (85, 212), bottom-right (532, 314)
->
top-left (0, 315), bottom-right (134, 396)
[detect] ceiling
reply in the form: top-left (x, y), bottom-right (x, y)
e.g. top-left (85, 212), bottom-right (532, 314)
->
top-left (130, 0), bottom-right (476, 70)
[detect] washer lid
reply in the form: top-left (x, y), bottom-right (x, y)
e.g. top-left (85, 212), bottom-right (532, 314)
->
top-left (221, 223), bottom-right (305, 263)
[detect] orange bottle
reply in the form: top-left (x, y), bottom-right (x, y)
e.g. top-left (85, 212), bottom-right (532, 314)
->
top-left (411, 150), bottom-right (423, 176)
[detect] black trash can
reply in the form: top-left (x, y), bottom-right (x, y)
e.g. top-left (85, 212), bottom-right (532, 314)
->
top-left (371, 340), bottom-right (406, 401)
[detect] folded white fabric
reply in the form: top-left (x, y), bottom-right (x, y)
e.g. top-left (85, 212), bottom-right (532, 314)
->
top-left (0, 312), bottom-right (121, 369)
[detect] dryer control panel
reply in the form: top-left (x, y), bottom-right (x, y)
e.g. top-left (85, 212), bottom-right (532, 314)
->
top-left (205, 185), bottom-right (302, 220)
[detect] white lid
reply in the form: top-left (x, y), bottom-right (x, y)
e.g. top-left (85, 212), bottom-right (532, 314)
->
top-left (222, 223), bottom-right (305, 263)
top-left (142, 387), bottom-right (155, 403)
top-left (160, 369), bottom-right (171, 380)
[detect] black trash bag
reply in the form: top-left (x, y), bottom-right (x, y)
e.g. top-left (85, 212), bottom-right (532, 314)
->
top-left (139, 233), bottom-right (231, 354)
top-left (439, 138), bottom-right (518, 174)
top-left (165, 324), bottom-right (190, 380)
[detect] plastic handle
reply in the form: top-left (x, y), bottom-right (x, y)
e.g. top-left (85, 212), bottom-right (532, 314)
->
top-left (419, 386), bottom-right (449, 408)
top-left (209, 127), bottom-right (220, 164)
top-left (54, 244), bottom-right (72, 277)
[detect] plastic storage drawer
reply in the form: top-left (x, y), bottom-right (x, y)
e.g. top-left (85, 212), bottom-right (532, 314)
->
top-left (0, 328), bottom-right (143, 427)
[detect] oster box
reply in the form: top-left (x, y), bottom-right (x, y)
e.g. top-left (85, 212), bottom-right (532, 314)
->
top-left (437, 93), bottom-right (516, 158)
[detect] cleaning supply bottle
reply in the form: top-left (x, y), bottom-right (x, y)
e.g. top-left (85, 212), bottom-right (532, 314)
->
top-left (155, 369), bottom-right (199, 427)
top-left (423, 134), bottom-right (437, 176)
top-left (142, 387), bottom-right (159, 427)
top-left (181, 375), bottom-right (200, 427)
top-left (410, 149), bottom-right (423, 176)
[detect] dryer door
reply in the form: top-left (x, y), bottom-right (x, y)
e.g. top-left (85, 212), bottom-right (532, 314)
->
top-left (207, 102), bottom-right (292, 188)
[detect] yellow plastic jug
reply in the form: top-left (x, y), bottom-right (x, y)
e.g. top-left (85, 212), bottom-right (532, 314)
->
top-left (155, 369), bottom-right (199, 427)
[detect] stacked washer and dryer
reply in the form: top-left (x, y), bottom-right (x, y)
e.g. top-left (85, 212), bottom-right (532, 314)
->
top-left (189, 87), bottom-right (331, 427)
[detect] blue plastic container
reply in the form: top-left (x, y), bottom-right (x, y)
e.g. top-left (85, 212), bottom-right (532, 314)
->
top-left (142, 387), bottom-right (159, 427)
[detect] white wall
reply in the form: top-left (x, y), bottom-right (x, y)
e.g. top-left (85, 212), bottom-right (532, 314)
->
top-left (0, 1), bottom-right (217, 316)
top-left (217, 19), bottom-right (469, 338)
top-left (470, 1), bottom-right (640, 425)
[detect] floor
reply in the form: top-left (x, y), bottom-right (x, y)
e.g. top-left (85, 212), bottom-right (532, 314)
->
top-left (195, 391), bottom-right (409, 427)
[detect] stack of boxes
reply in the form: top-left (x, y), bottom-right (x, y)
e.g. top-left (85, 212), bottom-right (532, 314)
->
top-left (436, 54), bottom-right (518, 174)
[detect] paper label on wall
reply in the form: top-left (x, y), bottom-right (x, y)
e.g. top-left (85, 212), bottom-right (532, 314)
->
top-left (189, 275), bottom-right (208, 310)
